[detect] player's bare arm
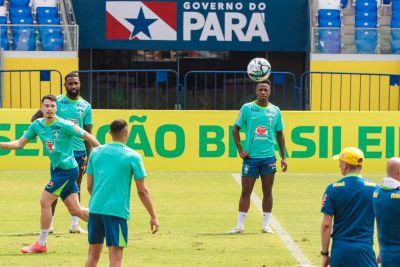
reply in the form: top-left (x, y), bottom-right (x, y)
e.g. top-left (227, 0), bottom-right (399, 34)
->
top-left (87, 174), bottom-right (94, 195)
top-left (276, 130), bottom-right (287, 172)
top-left (31, 109), bottom-right (43, 122)
top-left (0, 137), bottom-right (29, 150)
top-left (321, 214), bottom-right (332, 267)
top-left (80, 130), bottom-right (100, 148)
top-left (135, 178), bottom-right (159, 234)
top-left (232, 125), bottom-right (249, 160)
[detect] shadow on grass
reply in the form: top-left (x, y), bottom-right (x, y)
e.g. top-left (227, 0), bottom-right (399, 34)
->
top-left (0, 232), bottom-right (70, 237)
top-left (198, 232), bottom-right (260, 236)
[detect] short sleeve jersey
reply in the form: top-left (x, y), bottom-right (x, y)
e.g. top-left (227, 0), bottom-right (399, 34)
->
top-left (373, 187), bottom-right (400, 263)
top-left (24, 117), bottom-right (84, 169)
top-left (235, 101), bottom-right (284, 158)
top-left (321, 174), bottom-right (377, 244)
top-left (87, 142), bottom-right (147, 220)
top-left (56, 95), bottom-right (92, 152)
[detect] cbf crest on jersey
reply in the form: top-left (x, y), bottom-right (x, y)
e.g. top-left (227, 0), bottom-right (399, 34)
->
top-left (106, 1), bottom-right (177, 40)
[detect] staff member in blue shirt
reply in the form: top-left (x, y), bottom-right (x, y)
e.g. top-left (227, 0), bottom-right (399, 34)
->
top-left (373, 157), bottom-right (400, 267)
top-left (320, 147), bottom-right (377, 267)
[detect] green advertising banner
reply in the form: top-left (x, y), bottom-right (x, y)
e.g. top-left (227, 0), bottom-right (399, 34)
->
top-left (0, 109), bottom-right (398, 173)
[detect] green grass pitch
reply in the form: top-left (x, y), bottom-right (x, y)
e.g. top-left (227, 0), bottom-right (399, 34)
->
top-left (0, 170), bottom-right (382, 266)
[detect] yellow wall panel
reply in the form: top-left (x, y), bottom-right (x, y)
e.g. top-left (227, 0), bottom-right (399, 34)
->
top-left (2, 57), bottom-right (78, 108)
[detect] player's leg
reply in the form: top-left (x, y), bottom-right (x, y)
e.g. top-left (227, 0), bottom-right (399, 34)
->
top-left (63, 192), bottom-right (89, 221)
top-left (228, 158), bottom-right (258, 234)
top-left (70, 152), bottom-right (87, 233)
top-left (85, 244), bottom-right (103, 267)
top-left (109, 247), bottom-right (123, 267)
top-left (104, 215), bottom-right (127, 266)
top-left (21, 181), bottom-right (59, 253)
top-left (260, 172), bottom-right (275, 233)
top-left (85, 213), bottom-right (105, 267)
top-left (260, 158), bottom-right (277, 233)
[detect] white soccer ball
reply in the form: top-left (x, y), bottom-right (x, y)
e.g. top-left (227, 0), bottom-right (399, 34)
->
top-left (247, 58), bottom-right (271, 82)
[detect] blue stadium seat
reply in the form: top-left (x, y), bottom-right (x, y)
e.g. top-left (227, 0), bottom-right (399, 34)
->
top-left (9, 0), bottom-right (30, 7)
top-left (10, 16), bottom-right (34, 25)
top-left (36, 7), bottom-right (58, 18)
top-left (40, 35), bottom-right (63, 51)
top-left (12, 26), bottom-right (35, 39)
top-left (0, 15), bottom-right (7, 25)
top-left (383, 0), bottom-right (391, 4)
top-left (355, 29), bottom-right (377, 53)
top-left (391, 40), bottom-right (400, 53)
top-left (391, 20), bottom-right (400, 39)
top-left (341, 0), bottom-right (348, 7)
top-left (319, 29), bottom-right (341, 53)
top-left (0, 0), bottom-right (4, 6)
top-left (9, 7), bottom-right (32, 19)
top-left (318, 9), bottom-right (341, 21)
top-left (355, 9), bottom-right (378, 23)
top-left (37, 16), bottom-right (60, 25)
top-left (12, 35), bottom-right (36, 50)
top-left (355, 0), bottom-right (378, 11)
top-left (0, 36), bottom-right (9, 50)
top-left (393, 0), bottom-right (400, 20)
top-left (319, 19), bottom-right (341, 27)
top-left (355, 19), bottom-right (378, 28)
top-left (39, 25), bottom-right (62, 38)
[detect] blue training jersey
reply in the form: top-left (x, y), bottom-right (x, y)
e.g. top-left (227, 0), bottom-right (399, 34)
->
top-left (24, 117), bottom-right (84, 169)
top-left (235, 101), bottom-right (284, 158)
top-left (56, 94), bottom-right (92, 152)
top-left (321, 174), bottom-right (377, 244)
top-left (373, 186), bottom-right (400, 264)
top-left (87, 141), bottom-right (146, 220)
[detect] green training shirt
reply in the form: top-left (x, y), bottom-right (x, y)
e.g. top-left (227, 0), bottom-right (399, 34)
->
top-left (56, 95), bottom-right (92, 152)
top-left (235, 101), bottom-right (284, 158)
top-left (24, 117), bottom-right (85, 169)
top-left (87, 142), bottom-right (147, 220)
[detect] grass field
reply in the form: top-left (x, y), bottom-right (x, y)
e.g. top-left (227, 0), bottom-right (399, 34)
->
top-left (0, 170), bottom-right (383, 267)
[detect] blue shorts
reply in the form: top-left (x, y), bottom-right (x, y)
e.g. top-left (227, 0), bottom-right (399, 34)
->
top-left (88, 213), bottom-right (128, 248)
top-left (241, 157), bottom-right (277, 178)
top-left (74, 150), bottom-right (86, 168)
top-left (45, 167), bottom-right (79, 201)
top-left (331, 240), bottom-right (377, 267)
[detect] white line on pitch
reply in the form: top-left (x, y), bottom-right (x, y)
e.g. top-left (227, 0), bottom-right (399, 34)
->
top-left (232, 173), bottom-right (313, 267)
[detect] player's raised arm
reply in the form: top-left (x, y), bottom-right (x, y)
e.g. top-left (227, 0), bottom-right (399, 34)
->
top-left (0, 137), bottom-right (29, 150)
top-left (80, 130), bottom-right (100, 147)
top-left (31, 109), bottom-right (43, 122)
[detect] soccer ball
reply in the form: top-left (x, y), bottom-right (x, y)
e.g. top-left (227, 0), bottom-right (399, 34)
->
top-left (247, 58), bottom-right (271, 82)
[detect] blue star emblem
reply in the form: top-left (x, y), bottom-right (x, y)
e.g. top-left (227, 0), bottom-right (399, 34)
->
top-left (126, 7), bottom-right (157, 40)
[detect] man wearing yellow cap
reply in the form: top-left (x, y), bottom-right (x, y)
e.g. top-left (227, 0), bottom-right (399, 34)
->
top-left (320, 147), bottom-right (378, 267)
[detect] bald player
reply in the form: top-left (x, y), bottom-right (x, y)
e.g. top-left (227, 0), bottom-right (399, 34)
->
top-left (373, 157), bottom-right (400, 267)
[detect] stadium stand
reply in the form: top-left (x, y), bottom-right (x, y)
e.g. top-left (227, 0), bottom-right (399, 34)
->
top-left (391, 0), bottom-right (400, 53)
top-left (354, 0), bottom-right (378, 53)
top-left (317, 0), bottom-right (342, 53)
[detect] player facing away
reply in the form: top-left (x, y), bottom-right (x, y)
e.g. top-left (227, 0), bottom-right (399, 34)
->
top-left (229, 81), bottom-right (288, 234)
top-left (373, 157), bottom-right (400, 266)
top-left (32, 71), bottom-right (93, 233)
top-left (0, 94), bottom-right (100, 254)
top-left (321, 147), bottom-right (377, 267)
top-left (85, 119), bottom-right (159, 267)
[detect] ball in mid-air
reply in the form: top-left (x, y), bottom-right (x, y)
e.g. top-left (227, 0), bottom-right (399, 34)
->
top-left (247, 58), bottom-right (271, 82)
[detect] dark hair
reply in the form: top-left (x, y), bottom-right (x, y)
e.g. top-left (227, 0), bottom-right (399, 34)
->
top-left (256, 79), bottom-right (272, 87)
top-left (110, 119), bottom-right (128, 135)
top-left (64, 71), bottom-right (79, 82)
top-left (41, 94), bottom-right (57, 103)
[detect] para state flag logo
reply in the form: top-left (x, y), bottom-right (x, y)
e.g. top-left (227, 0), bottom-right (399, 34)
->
top-left (106, 1), bottom-right (177, 41)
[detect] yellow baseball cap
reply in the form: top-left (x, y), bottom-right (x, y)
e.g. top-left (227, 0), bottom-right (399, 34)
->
top-left (333, 147), bottom-right (364, 166)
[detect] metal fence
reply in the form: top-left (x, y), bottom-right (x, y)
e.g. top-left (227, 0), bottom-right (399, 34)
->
top-left (300, 71), bottom-right (400, 111)
top-left (77, 69), bottom-right (180, 110)
top-left (183, 71), bottom-right (299, 110)
top-left (0, 69), bottom-right (62, 108)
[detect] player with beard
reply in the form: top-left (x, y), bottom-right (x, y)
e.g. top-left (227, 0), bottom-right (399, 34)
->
top-left (32, 72), bottom-right (93, 233)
